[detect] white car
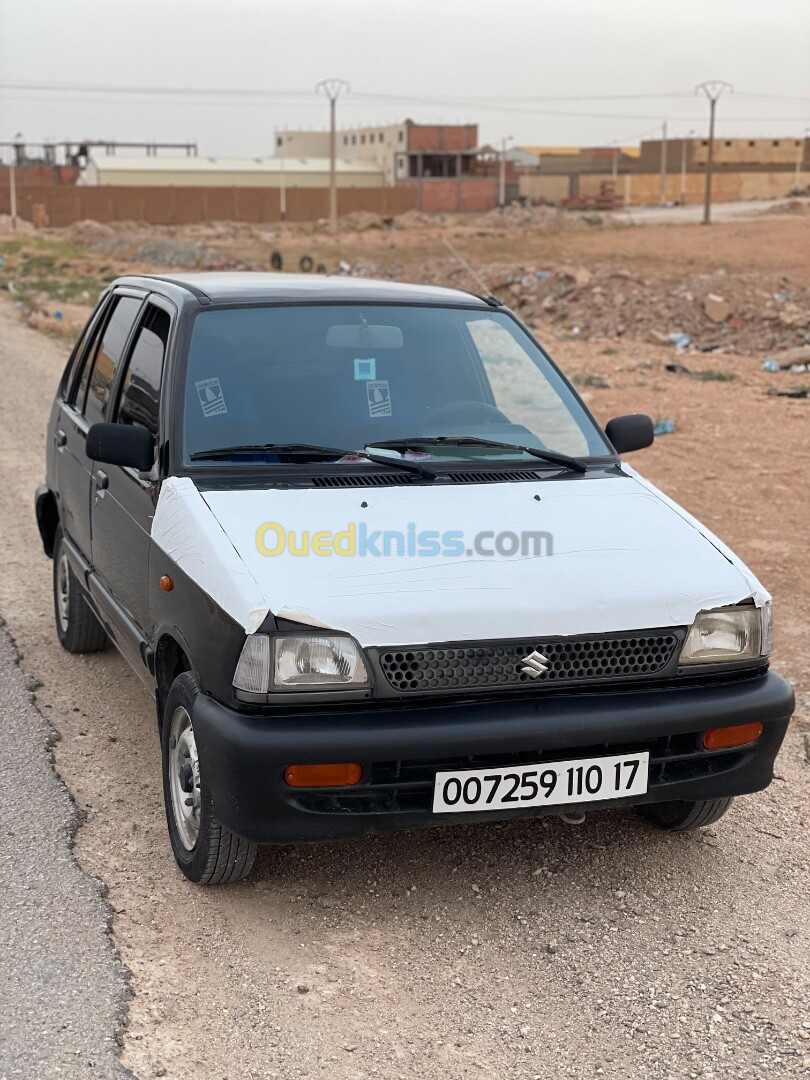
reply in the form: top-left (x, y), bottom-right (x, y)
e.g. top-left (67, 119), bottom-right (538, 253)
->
top-left (36, 273), bottom-right (794, 883)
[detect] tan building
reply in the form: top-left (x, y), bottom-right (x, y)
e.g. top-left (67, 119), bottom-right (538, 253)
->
top-left (638, 135), bottom-right (808, 171)
top-left (79, 154), bottom-right (386, 188)
top-left (278, 124), bottom-right (407, 185)
top-left (278, 121), bottom-right (480, 187)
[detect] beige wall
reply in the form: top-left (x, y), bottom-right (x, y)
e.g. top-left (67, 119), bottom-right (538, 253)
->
top-left (523, 170), bottom-right (802, 207)
top-left (518, 175), bottom-right (570, 202)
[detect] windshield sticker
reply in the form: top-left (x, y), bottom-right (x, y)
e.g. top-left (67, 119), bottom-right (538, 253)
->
top-left (195, 377), bottom-right (227, 417)
top-left (366, 380), bottom-right (392, 417)
top-left (354, 357), bottom-right (376, 381)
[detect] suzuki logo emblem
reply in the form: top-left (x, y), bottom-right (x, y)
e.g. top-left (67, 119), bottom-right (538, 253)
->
top-left (519, 650), bottom-right (550, 678)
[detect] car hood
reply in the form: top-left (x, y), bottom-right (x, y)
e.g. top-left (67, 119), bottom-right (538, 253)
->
top-left (152, 472), bottom-right (767, 646)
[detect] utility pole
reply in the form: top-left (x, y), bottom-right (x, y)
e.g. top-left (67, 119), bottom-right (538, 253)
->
top-left (9, 156), bottom-right (17, 232)
top-left (499, 135), bottom-right (513, 210)
top-left (9, 132), bottom-right (23, 232)
top-left (795, 129), bottom-right (809, 191)
top-left (659, 120), bottom-right (668, 206)
top-left (695, 81), bottom-right (732, 225)
top-left (278, 133), bottom-right (286, 222)
top-left (680, 129), bottom-right (695, 205)
top-left (316, 78), bottom-right (349, 235)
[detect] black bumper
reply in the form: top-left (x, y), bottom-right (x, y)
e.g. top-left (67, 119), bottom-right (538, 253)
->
top-left (191, 672), bottom-right (794, 844)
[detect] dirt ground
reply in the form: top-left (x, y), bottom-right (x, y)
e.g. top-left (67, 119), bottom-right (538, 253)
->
top-left (0, 208), bottom-right (808, 1079)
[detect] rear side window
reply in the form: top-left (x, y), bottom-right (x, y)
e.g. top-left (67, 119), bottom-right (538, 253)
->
top-left (115, 305), bottom-right (171, 437)
top-left (80, 295), bottom-right (142, 425)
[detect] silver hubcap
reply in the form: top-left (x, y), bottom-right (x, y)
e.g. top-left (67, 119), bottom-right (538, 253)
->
top-left (168, 706), bottom-right (201, 851)
top-left (57, 553), bottom-right (70, 633)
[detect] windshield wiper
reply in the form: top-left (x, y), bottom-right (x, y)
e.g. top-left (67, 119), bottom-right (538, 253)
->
top-left (366, 436), bottom-right (587, 473)
top-left (189, 442), bottom-right (435, 478)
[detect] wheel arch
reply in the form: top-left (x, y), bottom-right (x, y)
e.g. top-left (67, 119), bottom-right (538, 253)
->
top-left (154, 631), bottom-right (194, 730)
top-left (35, 485), bottom-right (60, 558)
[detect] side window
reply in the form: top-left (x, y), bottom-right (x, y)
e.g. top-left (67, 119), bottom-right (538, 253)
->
top-left (80, 295), bottom-right (142, 425)
top-left (61, 299), bottom-right (108, 402)
top-left (115, 305), bottom-right (171, 437)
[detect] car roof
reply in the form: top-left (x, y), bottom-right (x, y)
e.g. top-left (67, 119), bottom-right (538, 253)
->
top-left (115, 271), bottom-right (492, 308)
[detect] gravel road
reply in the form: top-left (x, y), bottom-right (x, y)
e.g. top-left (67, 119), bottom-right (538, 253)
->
top-left (0, 622), bottom-right (130, 1079)
top-left (0, 296), bottom-right (807, 1079)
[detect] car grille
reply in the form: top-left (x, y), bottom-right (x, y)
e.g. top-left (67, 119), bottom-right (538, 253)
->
top-left (378, 632), bottom-right (680, 694)
top-left (290, 733), bottom-right (746, 816)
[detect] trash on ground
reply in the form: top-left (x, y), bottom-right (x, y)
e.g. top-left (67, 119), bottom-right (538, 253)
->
top-left (668, 332), bottom-right (693, 349)
top-left (767, 386), bottom-right (810, 399)
top-left (665, 362), bottom-right (693, 376)
top-left (653, 419), bottom-right (676, 435)
top-left (762, 359), bottom-right (782, 372)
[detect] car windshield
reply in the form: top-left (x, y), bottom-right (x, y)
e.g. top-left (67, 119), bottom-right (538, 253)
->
top-left (182, 303), bottom-right (611, 465)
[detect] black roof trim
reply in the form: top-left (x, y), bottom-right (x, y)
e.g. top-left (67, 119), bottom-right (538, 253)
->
top-left (139, 274), bottom-right (213, 304)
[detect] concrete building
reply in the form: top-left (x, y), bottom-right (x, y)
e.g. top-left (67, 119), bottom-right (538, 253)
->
top-left (78, 154), bottom-right (386, 188)
top-left (277, 121), bottom-right (481, 187)
top-left (637, 135), bottom-right (808, 173)
top-left (518, 135), bottom-right (809, 208)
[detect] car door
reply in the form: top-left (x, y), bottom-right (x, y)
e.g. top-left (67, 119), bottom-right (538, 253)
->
top-left (53, 291), bottom-right (144, 561)
top-left (90, 298), bottom-right (172, 650)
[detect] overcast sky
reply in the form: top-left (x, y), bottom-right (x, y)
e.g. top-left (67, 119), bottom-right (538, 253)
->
top-left (1, 0), bottom-right (808, 156)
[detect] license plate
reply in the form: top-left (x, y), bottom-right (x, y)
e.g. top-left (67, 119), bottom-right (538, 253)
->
top-left (432, 751), bottom-right (649, 813)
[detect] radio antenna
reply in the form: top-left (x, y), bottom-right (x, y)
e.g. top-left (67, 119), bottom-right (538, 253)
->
top-left (441, 235), bottom-right (496, 300)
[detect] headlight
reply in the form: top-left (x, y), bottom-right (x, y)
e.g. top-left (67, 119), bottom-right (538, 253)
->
top-left (679, 605), bottom-right (769, 665)
top-left (233, 633), bottom-right (370, 693)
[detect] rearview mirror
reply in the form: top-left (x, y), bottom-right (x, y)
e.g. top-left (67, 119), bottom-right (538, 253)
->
top-left (325, 324), bottom-right (404, 349)
top-left (605, 414), bottom-right (654, 455)
top-left (86, 423), bottom-right (155, 472)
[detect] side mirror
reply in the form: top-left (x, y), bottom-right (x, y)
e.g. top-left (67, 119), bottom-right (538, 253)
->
top-left (86, 422), bottom-right (155, 472)
top-left (605, 414), bottom-right (654, 455)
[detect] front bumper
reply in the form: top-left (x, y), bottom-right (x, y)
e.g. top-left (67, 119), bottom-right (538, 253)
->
top-left (192, 672), bottom-right (794, 844)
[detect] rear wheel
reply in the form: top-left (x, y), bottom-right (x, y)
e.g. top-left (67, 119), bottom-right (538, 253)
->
top-left (637, 797), bottom-right (734, 832)
top-left (161, 671), bottom-right (257, 884)
top-left (53, 528), bottom-right (108, 654)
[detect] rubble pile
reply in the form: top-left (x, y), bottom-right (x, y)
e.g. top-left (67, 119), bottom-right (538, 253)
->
top-left (64, 222), bottom-right (246, 270)
top-left (416, 260), bottom-right (810, 353)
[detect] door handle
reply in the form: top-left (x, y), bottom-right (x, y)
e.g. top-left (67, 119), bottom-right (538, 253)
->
top-left (56, 429), bottom-right (67, 448)
top-left (95, 469), bottom-right (109, 491)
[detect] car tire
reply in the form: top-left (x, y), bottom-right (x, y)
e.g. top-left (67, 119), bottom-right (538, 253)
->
top-left (53, 528), bottom-right (108, 654)
top-left (161, 671), bottom-right (258, 884)
top-left (637, 796), bottom-right (735, 832)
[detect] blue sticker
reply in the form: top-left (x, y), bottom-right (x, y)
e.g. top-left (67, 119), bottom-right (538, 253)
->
top-left (354, 357), bottom-right (376, 381)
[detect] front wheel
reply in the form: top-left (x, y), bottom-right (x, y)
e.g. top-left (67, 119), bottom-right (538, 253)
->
top-left (636, 797), bottom-right (735, 832)
top-left (161, 672), bottom-right (257, 884)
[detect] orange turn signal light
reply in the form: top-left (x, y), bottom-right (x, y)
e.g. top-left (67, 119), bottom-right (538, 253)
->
top-left (159, 575), bottom-right (174, 592)
top-left (284, 763), bottom-right (362, 788)
top-left (703, 722), bottom-right (764, 750)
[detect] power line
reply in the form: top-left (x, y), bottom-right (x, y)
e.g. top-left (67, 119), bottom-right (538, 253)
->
top-left (0, 89), bottom-right (804, 125)
top-left (3, 80), bottom-right (807, 105)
